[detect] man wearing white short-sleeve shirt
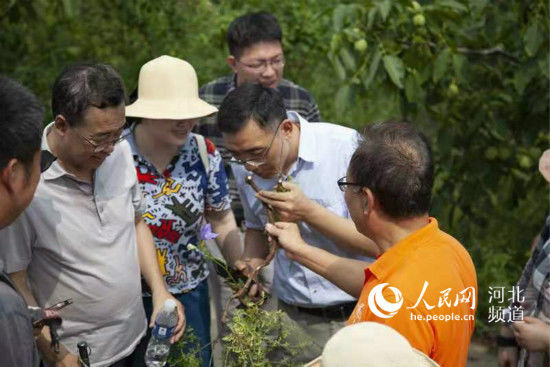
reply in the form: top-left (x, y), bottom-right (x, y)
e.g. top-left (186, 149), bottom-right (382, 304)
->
top-left (0, 64), bottom-right (185, 367)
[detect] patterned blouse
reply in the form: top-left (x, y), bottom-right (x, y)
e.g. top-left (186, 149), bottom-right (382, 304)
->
top-left (126, 129), bottom-right (231, 294)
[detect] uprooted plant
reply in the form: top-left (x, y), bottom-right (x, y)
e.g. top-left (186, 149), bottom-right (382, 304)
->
top-left (220, 175), bottom-right (285, 321)
top-left (175, 175), bottom-right (310, 366)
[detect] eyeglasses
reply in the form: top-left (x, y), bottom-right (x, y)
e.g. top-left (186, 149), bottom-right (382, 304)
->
top-left (40, 150), bottom-right (57, 173)
top-left (73, 128), bottom-right (130, 153)
top-left (223, 122), bottom-right (282, 167)
top-left (237, 56), bottom-right (285, 74)
top-left (337, 176), bottom-right (363, 193)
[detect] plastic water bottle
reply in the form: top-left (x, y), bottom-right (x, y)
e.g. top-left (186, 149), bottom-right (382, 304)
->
top-left (144, 299), bottom-right (178, 367)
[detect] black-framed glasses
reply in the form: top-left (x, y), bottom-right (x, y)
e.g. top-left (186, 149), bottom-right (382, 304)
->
top-left (337, 176), bottom-right (363, 193)
top-left (237, 56), bottom-right (285, 74)
top-left (40, 150), bottom-right (57, 173)
top-left (223, 122), bottom-right (282, 167)
top-left (73, 127), bottom-right (130, 153)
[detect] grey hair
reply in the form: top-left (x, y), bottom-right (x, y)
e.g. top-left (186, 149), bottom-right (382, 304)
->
top-left (51, 63), bottom-right (126, 126)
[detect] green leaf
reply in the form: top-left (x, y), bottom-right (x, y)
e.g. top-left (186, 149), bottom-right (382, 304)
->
top-left (362, 49), bottom-right (382, 90)
top-left (452, 54), bottom-right (467, 79)
top-left (539, 57), bottom-right (549, 79)
top-left (62, 0), bottom-right (80, 18)
top-left (493, 120), bottom-right (508, 140)
top-left (513, 66), bottom-right (535, 94)
top-left (330, 34), bottom-right (342, 53)
top-left (331, 54), bottom-right (347, 81)
top-left (437, 128), bottom-right (454, 158)
top-left (405, 72), bottom-right (423, 103)
top-left (524, 23), bottom-right (542, 57)
top-left (333, 5), bottom-right (348, 31)
top-left (383, 55), bottom-right (405, 89)
top-left (469, 0), bottom-right (488, 14)
top-left (343, 28), bottom-right (360, 42)
top-left (433, 48), bottom-right (451, 83)
top-left (375, 0), bottom-right (392, 21)
top-left (511, 168), bottom-right (530, 181)
top-left (66, 46), bottom-right (81, 56)
top-left (339, 47), bottom-right (357, 71)
top-left (335, 85), bottom-right (353, 116)
top-left (366, 8), bottom-right (378, 30)
top-left (485, 189), bottom-right (498, 208)
top-left (437, 0), bottom-right (468, 12)
top-left (332, 5), bottom-right (364, 33)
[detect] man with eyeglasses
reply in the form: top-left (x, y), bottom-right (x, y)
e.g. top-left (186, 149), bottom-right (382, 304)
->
top-left (198, 11), bottom-right (321, 226)
top-left (200, 11), bottom-right (320, 121)
top-left (217, 83), bottom-right (378, 363)
top-left (197, 11), bottom-right (323, 339)
top-left (0, 64), bottom-right (185, 367)
top-left (0, 75), bottom-right (46, 367)
top-left (266, 122), bottom-right (478, 367)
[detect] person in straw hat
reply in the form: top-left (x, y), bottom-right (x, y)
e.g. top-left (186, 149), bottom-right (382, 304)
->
top-left (304, 322), bottom-right (439, 367)
top-left (125, 55), bottom-right (243, 367)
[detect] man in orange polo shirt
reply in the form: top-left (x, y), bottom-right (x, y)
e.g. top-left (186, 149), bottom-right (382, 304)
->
top-left (266, 121), bottom-right (477, 367)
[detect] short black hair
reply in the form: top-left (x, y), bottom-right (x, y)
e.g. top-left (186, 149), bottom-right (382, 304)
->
top-left (217, 83), bottom-right (286, 134)
top-left (51, 63), bottom-right (126, 127)
top-left (0, 75), bottom-right (44, 170)
top-left (349, 121), bottom-right (434, 219)
top-left (227, 12), bottom-right (282, 59)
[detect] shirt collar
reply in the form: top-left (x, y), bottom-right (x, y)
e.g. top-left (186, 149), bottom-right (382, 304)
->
top-left (125, 124), bottom-right (191, 175)
top-left (367, 217), bottom-right (439, 280)
top-left (287, 111), bottom-right (317, 163)
top-left (41, 122), bottom-right (69, 181)
top-left (125, 126), bottom-right (139, 157)
top-left (125, 126), bottom-right (155, 170)
top-left (228, 74), bottom-right (238, 93)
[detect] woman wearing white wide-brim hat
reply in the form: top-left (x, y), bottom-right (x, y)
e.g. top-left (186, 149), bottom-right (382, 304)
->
top-left (125, 55), bottom-right (243, 367)
top-left (304, 322), bottom-right (439, 367)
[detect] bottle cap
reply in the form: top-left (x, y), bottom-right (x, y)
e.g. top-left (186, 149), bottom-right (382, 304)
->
top-left (163, 299), bottom-right (177, 311)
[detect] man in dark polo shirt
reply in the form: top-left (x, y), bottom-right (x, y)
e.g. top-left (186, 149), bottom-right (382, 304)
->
top-left (0, 75), bottom-right (47, 367)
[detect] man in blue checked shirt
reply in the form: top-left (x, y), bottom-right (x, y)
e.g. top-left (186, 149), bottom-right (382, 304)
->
top-left (197, 11), bottom-right (321, 225)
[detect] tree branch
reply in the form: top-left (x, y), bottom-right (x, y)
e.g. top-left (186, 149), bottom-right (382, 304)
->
top-left (222, 176), bottom-right (280, 322)
top-left (400, 41), bottom-right (519, 64)
top-left (455, 46), bottom-right (519, 63)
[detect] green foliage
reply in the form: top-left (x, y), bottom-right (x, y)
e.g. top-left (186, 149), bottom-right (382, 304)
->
top-left (0, 0), bottom-right (335, 121)
top-left (222, 301), bottom-right (308, 367)
top-left (326, 0), bottom-right (549, 333)
top-left (169, 327), bottom-right (203, 367)
top-left (196, 240), bottom-right (308, 366)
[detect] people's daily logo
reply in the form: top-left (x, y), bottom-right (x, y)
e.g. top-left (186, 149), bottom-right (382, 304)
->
top-left (367, 283), bottom-right (404, 318)
top-left (363, 281), bottom-right (476, 322)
